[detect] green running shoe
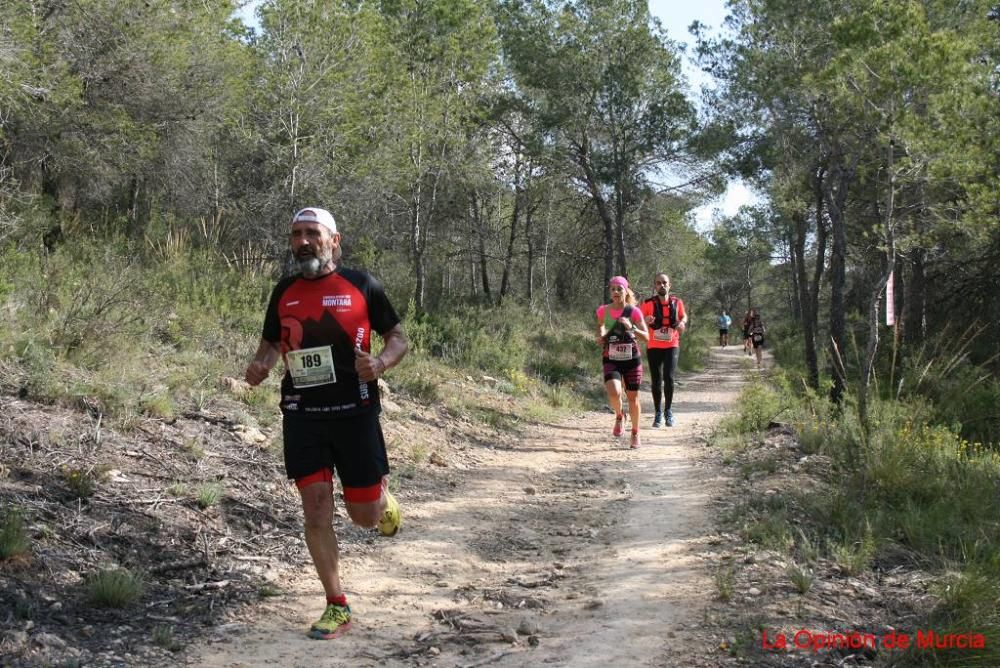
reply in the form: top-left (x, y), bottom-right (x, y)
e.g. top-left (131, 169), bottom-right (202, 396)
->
top-left (309, 603), bottom-right (352, 640)
top-left (377, 490), bottom-right (401, 537)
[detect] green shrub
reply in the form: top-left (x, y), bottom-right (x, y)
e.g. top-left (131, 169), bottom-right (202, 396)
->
top-left (141, 392), bottom-right (175, 420)
top-left (195, 483), bottom-right (223, 509)
top-left (85, 568), bottom-right (144, 608)
top-left (61, 466), bottom-right (105, 499)
top-left (166, 482), bottom-right (189, 497)
top-left (404, 305), bottom-right (528, 373)
top-left (715, 564), bottom-right (736, 602)
top-left (151, 625), bottom-right (183, 652)
top-left (832, 525), bottom-right (876, 576)
top-left (677, 326), bottom-right (711, 372)
top-left (0, 509), bottom-right (30, 560)
top-left (787, 562), bottom-right (814, 594)
top-left (527, 330), bottom-right (594, 386)
top-left (893, 330), bottom-right (1000, 447)
top-left (722, 380), bottom-right (783, 435)
top-left (922, 563), bottom-right (1000, 667)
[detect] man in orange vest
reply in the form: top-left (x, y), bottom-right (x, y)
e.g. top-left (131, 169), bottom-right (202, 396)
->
top-left (640, 273), bottom-right (688, 427)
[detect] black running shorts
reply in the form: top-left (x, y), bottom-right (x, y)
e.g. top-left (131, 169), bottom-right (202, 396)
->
top-left (282, 412), bottom-right (390, 490)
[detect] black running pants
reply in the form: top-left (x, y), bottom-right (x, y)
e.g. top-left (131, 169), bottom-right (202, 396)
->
top-left (646, 347), bottom-right (678, 412)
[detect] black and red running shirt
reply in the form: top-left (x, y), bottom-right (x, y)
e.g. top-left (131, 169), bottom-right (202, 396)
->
top-left (261, 267), bottom-right (400, 419)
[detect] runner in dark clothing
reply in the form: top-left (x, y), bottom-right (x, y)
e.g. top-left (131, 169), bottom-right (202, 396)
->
top-left (640, 274), bottom-right (687, 428)
top-left (244, 207), bottom-right (408, 640)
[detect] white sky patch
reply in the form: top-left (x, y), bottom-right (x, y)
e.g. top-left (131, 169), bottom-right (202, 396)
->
top-left (691, 180), bottom-right (761, 232)
top-left (647, 0), bottom-right (759, 232)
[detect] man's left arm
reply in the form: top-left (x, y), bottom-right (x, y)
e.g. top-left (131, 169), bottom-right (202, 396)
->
top-left (356, 324), bottom-right (408, 382)
top-left (677, 300), bottom-right (688, 333)
top-left (377, 324), bottom-right (408, 373)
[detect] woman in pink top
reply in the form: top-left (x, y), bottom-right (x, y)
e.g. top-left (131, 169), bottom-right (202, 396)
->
top-left (595, 276), bottom-right (649, 448)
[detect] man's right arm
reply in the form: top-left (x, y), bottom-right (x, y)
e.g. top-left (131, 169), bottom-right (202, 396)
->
top-left (245, 339), bottom-right (280, 386)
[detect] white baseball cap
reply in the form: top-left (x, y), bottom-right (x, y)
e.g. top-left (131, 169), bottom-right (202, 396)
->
top-left (291, 207), bottom-right (337, 235)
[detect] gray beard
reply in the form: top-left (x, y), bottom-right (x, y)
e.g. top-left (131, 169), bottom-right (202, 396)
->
top-left (296, 250), bottom-right (333, 277)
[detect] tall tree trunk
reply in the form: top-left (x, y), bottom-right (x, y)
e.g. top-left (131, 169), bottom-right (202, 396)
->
top-left (824, 153), bottom-right (859, 404)
top-left (574, 138), bottom-right (615, 301)
top-left (810, 172), bottom-right (829, 356)
top-left (410, 203), bottom-right (425, 310)
top-left (499, 182), bottom-right (520, 305)
top-left (904, 244), bottom-right (927, 345)
top-left (859, 139), bottom-right (896, 435)
top-left (467, 196), bottom-right (479, 298)
top-left (471, 191), bottom-right (492, 300)
top-left (788, 221), bottom-right (802, 322)
top-left (795, 165), bottom-right (829, 390)
top-left (525, 202), bottom-right (535, 305)
top-left (614, 209), bottom-right (628, 279)
top-left (792, 207), bottom-right (819, 390)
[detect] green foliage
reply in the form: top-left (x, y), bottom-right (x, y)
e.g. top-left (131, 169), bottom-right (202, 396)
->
top-left (61, 466), bottom-right (106, 500)
top-left (676, 326), bottom-right (711, 373)
top-left (893, 335), bottom-right (1000, 447)
top-left (831, 525), bottom-right (877, 576)
top-left (0, 508), bottom-right (30, 560)
top-left (404, 304), bottom-right (526, 373)
top-left (788, 389), bottom-right (1000, 561)
top-left (166, 482), bottom-right (189, 497)
top-left (85, 568), bottom-right (144, 608)
top-left (526, 330), bottom-right (593, 386)
top-left (788, 389), bottom-right (861, 459)
top-left (151, 625), bottom-right (183, 652)
top-left (195, 483), bottom-right (224, 509)
top-left (141, 392), bottom-right (175, 420)
top-left (786, 562), bottom-right (814, 595)
top-left (258, 584), bottom-right (282, 598)
top-left (714, 564), bottom-right (736, 602)
top-left (721, 380), bottom-right (783, 435)
top-left (0, 235), bottom-right (273, 426)
top-left (922, 563), bottom-right (1000, 667)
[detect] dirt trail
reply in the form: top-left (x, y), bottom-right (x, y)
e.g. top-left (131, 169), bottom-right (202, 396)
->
top-left (190, 346), bottom-right (753, 668)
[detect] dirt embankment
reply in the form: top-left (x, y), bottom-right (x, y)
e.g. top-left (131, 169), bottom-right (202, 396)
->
top-left (3, 346), bottom-right (755, 668)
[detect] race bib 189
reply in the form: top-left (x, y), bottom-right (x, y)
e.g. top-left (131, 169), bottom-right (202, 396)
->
top-left (286, 345), bottom-right (336, 388)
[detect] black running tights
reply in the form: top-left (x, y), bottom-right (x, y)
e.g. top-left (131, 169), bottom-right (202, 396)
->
top-left (647, 347), bottom-right (678, 412)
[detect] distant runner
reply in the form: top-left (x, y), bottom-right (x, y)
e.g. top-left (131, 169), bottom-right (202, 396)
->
top-left (741, 309), bottom-right (753, 356)
top-left (640, 273), bottom-right (687, 428)
top-left (596, 276), bottom-right (649, 448)
top-left (243, 207), bottom-right (408, 640)
top-left (747, 309), bottom-right (766, 369)
top-left (717, 311), bottom-right (731, 347)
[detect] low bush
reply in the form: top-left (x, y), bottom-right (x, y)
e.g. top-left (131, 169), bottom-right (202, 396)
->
top-left (0, 508), bottom-right (30, 560)
top-left (85, 568), bottom-right (144, 608)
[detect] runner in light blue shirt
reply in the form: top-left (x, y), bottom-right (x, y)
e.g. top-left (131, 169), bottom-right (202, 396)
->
top-left (717, 311), bottom-right (732, 347)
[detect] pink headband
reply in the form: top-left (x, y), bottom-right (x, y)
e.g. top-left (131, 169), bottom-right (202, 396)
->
top-left (609, 276), bottom-right (629, 290)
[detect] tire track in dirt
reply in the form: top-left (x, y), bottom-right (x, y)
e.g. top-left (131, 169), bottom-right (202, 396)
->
top-left (189, 347), bottom-right (750, 667)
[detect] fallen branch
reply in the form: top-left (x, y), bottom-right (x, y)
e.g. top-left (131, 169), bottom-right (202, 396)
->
top-left (149, 557), bottom-right (208, 574)
top-left (460, 649), bottom-right (520, 668)
top-left (183, 579), bottom-right (230, 592)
